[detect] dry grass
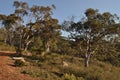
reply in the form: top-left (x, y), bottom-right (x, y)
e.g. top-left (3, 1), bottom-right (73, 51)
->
top-left (17, 53), bottom-right (120, 80)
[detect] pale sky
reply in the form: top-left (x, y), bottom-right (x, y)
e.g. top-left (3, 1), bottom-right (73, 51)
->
top-left (0, 0), bottom-right (120, 24)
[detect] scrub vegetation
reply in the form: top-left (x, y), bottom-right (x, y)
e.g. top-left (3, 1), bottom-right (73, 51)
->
top-left (0, 1), bottom-right (120, 80)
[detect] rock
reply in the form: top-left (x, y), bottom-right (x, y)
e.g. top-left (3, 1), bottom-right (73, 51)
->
top-left (62, 61), bottom-right (68, 67)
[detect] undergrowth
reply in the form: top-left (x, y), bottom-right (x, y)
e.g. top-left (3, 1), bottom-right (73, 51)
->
top-left (17, 53), bottom-right (120, 80)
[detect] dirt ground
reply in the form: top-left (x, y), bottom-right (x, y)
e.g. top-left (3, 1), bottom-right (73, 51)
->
top-left (0, 51), bottom-right (39, 80)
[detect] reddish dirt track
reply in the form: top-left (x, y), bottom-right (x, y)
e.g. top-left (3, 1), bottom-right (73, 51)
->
top-left (0, 51), bottom-right (39, 80)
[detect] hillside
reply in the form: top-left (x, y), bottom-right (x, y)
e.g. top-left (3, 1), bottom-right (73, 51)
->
top-left (0, 50), bottom-right (120, 80)
top-left (0, 1), bottom-right (120, 80)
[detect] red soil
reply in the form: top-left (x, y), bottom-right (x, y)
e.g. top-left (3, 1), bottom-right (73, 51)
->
top-left (0, 51), bottom-right (39, 80)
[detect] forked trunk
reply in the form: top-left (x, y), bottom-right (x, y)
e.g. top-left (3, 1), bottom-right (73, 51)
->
top-left (85, 53), bottom-right (91, 67)
top-left (84, 39), bottom-right (91, 67)
top-left (41, 41), bottom-right (50, 57)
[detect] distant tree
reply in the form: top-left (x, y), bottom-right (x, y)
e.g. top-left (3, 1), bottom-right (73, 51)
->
top-left (0, 28), bottom-right (7, 42)
top-left (62, 8), bottom-right (120, 67)
top-left (0, 14), bottom-right (22, 45)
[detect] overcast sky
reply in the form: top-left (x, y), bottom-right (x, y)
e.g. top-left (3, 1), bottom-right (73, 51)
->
top-left (0, 0), bottom-right (120, 23)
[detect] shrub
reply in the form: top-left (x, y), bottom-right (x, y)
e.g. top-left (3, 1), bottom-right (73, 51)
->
top-left (64, 73), bottom-right (76, 80)
top-left (14, 60), bottom-right (25, 67)
top-left (63, 73), bottom-right (84, 80)
top-left (21, 70), bottom-right (40, 77)
top-left (0, 42), bottom-right (15, 51)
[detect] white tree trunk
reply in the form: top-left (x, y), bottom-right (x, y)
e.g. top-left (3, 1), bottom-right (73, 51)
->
top-left (85, 39), bottom-right (91, 67)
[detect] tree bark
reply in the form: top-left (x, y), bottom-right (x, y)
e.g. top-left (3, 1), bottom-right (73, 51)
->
top-left (84, 39), bottom-right (91, 67)
top-left (40, 41), bottom-right (50, 57)
top-left (85, 53), bottom-right (91, 67)
top-left (24, 40), bottom-right (32, 51)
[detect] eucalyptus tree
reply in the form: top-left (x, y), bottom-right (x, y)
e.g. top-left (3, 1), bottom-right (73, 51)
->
top-left (13, 1), bottom-right (61, 54)
top-left (62, 8), bottom-right (120, 67)
top-left (13, 1), bottom-right (29, 17)
top-left (29, 5), bottom-right (61, 55)
top-left (0, 27), bottom-right (7, 42)
top-left (13, 1), bottom-right (29, 51)
top-left (22, 26), bottom-right (34, 51)
top-left (0, 14), bottom-right (22, 45)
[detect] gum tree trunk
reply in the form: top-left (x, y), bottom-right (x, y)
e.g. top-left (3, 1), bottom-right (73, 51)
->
top-left (46, 41), bottom-right (50, 52)
top-left (85, 39), bottom-right (91, 67)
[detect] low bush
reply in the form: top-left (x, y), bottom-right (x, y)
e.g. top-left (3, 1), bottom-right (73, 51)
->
top-left (14, 60), bottom-right (25, 67)
top-left (0, 42), bottom-right (15, 51)
top-left (63, 73), bottom-right (84, 80)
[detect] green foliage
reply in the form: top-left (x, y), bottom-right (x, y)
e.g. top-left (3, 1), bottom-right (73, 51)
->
top-left (14, 60), bottom-right (25, 67)
top-left (18, 52), bottom-right (120, 80)
top-left (53, 37), bottom-right (79, 56)
top-left (30, 37), bottom-right (44, 53)
top-left (95, 43), bottom-right (120, 67)
top-left (63, 73), bottom-right (84, 80)
top-left (64, 73), bottom-right (77, 80)
top-left (21, 69), bottom-right (41, 77)
top-left (0, 28), bottom-right (7, 42)
top-left (0, 42), bottom-right (15, 51)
